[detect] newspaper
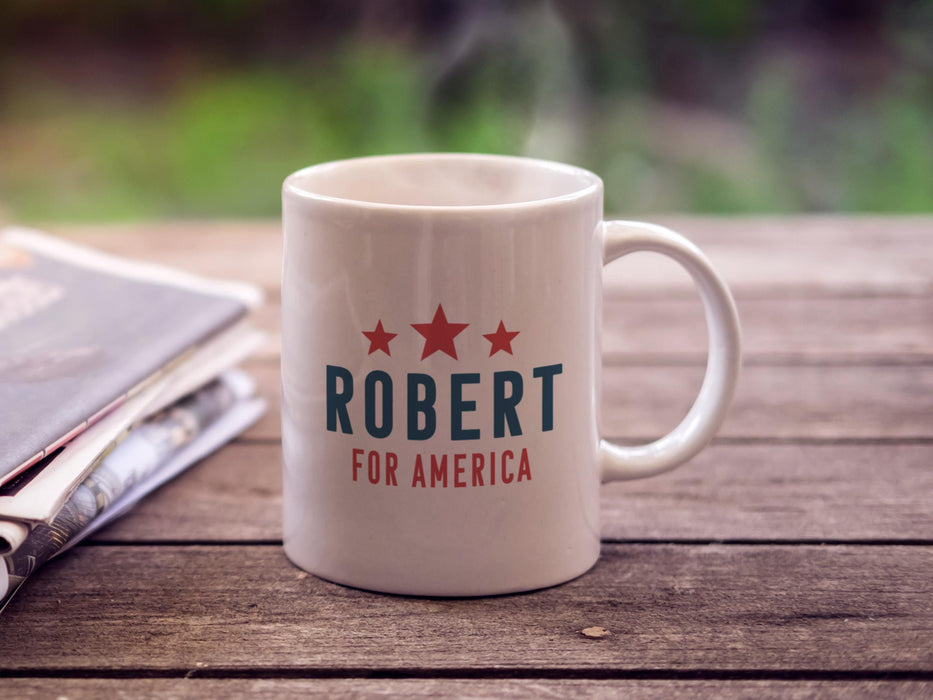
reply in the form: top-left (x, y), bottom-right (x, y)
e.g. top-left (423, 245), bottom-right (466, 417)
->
top-left (0, 369), bottom-right (265, 610)
top-left (0, 228), bottom-right (268, 612)
top-left (0, 226), bottom-right (263, 485)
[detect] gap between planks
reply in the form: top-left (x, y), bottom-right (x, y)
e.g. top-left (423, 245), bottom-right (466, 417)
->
top-left (235, 436), bottom-right (933, 446)
top-left (2, 668), bottom-right (933, 682)
top-left (247, 353), bottom-right (933, 368)
top-left (79, 539), bottom-right (933, 548)
top-left (1, 678), bottom-right (931, 700)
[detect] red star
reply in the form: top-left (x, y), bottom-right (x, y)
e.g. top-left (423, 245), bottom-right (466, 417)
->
top-left (362, 320), bottom-right (397, 356)
top-left (483, 320), bottom-right (520, 356)
top-left (411, 304), bottom-right (469, 360)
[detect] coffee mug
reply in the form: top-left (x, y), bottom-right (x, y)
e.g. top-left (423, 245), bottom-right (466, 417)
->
top-left (282, 153), bottom-right (741, 596)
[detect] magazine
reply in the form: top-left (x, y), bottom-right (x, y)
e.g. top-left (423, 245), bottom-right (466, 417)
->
top-left (0, 319), bottom-right (264, 524)
top-left (0, 227), bottom-right (267, 614)
top-left (0, 226), bottom-right (263, 484)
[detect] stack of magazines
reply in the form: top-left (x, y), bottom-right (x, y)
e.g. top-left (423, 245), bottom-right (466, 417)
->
top-left (0, 227), bottom-right (266, 610)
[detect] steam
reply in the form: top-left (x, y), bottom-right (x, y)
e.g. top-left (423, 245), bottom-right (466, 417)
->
top-left (519, 3), bottom-right (584, 163)
top-left (429, 1), bottom-right (585, 164)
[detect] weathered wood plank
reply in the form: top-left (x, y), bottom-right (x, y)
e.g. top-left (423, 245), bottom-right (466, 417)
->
top-left (86, 443), bottom-right (282, 543)
top-left (89, 443), bottom-right (933, 543)
top-left (42, 217), bottom-right (933, 294)
top-left (250, 296), bottom-right (933, 363)
top-left (601, 443), bottom-right (933, 542)
top-left (240, 362), bottom-right (933, 441)
top-left (45, 222), bottom-right (286, 290)
top-left (601, 216), bottom-right (933, 295)
top-left (2, 678), bottom-right (930, 699)
top-left (601, 364), bottom-right (933, 441)
top-left (603, 296), bottom-right (933, 363)
top-left (1, 545), bottom-right (930, 672)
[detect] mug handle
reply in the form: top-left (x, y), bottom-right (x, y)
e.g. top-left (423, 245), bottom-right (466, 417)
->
top-left (600, 220), bottom-right (742, 482)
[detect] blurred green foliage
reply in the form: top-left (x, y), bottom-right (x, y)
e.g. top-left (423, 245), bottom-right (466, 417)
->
top-left (0, 44), bottom-right (536, 221)
top-left (0, 1), bottom-right (931, 220)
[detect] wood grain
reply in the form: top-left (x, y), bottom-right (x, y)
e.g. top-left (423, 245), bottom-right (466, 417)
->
top-left (42, 216), bottom-right (933, 295)
top-left (600, 216), bottom-right (933, 296)
top-left (1, 545), bottom-right (930, 673)
top-left (602, 295), bottom-right (933, 363)
top-left (601, 364), bottom-right (933, 441)
top-left (88, 443), bottom-right (933, 543)
top-left (239, 362), bottom-right (933, 441)
top-left (1, 678), bottom-right (930, 699)
top-left (250, 296), bottom-right (933, 363)
top-left (7, 219), bottom-right (929, 690)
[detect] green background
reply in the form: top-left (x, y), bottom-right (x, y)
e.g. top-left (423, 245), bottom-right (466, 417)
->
top-left (1, 1), bottom-right (931, 222)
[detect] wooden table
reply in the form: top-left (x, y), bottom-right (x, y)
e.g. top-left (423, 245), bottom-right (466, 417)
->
top-left (1, 218), bottom-right (931, 697)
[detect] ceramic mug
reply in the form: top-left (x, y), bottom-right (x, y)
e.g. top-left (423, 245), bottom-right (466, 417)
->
top-left (281, 153), bottom-right (741, 596)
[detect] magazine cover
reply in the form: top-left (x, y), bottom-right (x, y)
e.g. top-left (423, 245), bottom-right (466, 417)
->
top-left (0, 227), bottom-right (262, 483)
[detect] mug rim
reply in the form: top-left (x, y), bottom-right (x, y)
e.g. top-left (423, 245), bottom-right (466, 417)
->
top-left (282, 153), bottom-right (602, 213)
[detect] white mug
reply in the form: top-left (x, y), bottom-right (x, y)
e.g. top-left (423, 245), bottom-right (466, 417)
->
top-left (281, 153), bottom-right (741, 596)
